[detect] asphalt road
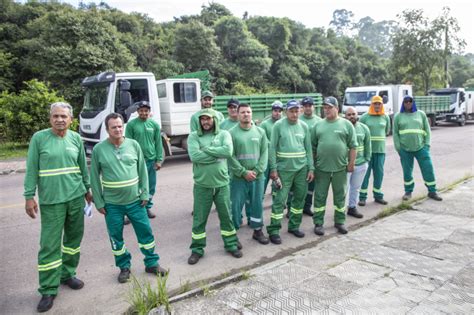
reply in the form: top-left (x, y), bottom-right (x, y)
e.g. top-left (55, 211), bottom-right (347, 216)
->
top-left (0, 122), bottom-right (473, 314)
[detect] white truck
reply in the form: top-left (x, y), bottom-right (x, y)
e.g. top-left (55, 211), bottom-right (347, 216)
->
top-left (79, 71), bottom-right (201, 156)
top-left (427, 87), bottom-right (472, 126)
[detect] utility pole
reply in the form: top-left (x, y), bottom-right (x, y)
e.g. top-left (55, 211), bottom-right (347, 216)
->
top-left (444, 22), bottom-right (449, 88)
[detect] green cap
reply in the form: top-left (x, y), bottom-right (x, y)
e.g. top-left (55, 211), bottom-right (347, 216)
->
top-left (201, 90), bottom-right (214, 99)
top-left (198, 108), bottom-right (215, 118)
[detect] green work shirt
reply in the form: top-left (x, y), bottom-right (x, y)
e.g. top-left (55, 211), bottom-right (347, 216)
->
top-left (24, 129), bottom-right (89, 205)
top-left (359, 113), bottom-right (390, 153)
top-left (220, 118), bottom-right (239, 131)
top-left (300, 114), bottom-right (322, 129)
top-left (270, 118), bottom-right (314, 173)
top-left (228, 124), bottom-right (268, 179)
top-left (90, 138), bottom-right (148, 209)
top-left (354, 122), bottom-right (372, 166)
top-left (125, 118), bottom-right (163, 162)
top-left (393, 110), bottom-right (431, 152)
top-left (190, 108), bottom-right (225, 132)
top-left (311, 118), bottom-right (357, 172)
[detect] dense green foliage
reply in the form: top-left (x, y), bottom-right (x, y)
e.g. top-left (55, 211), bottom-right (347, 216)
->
top-left (0, 0), bottom-right (472, 128)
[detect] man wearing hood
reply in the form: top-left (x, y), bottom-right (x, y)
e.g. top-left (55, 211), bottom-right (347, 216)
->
top-left (393, 96), bottom-right (442, 201)
top-left (187, 108), bottom-right (242, 265)
top-left (358, 95), bottom-right (391, 206)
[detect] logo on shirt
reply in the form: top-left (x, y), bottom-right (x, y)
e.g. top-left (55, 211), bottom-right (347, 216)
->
top-left (66, 147), bottom-right (78, 152)
top-left (334, 130), bottom-right (344, 134)
top-left (251, 137), bottom-right (259, 142)
top-left (146, 127), bottom-right (154, 131)
top-left (295, 133), bottom-right (304, 138)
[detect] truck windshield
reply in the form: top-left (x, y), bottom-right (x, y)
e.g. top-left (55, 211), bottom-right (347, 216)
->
top-left (83, 83), bottom-right (110, 113)
top-left (429, 92), bottom-right (457, 104)
top-left (344, 91), bottom-right (377, 106)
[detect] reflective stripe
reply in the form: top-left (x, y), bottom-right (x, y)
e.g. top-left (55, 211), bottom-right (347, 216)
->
top-left (39, 166), bottom-right (80, 177)
top-left (271, 213), bottom-right (284, 220)
top-left (139, 241), bottom-right (155, 250)
top-left (102, 177), bottom-right (139, 188)
top-left (404, 179), bottom-right (414, 186)
top-left (424, 181), bottom-right (436, 186)
top-left (112, 246), bottom-right (127, 256)
top-left (356, 146), bottom-right (364, 152)
top-left (334, 206), bottom-right (346, 213)
top-left (38, 259), bottom-right (62, 271)
top-left (399, 129), bottom-right (427, 136)
top-left (359, 189), bottom-right (368, 193)
top-left (290, 207), bottom-right (303, 214)
top-left (276, 152), bottom-right (306, 158)
top-left (373, 188), bottom-right (382, 193)
top-left (250, 217), bottom-right (262, 223)
top-left (62, 245), bottom-right (80, 255)
top-left (314, 206), bottom-right (325, 212)
top-left (237, 153), bottom-right (260, 160)
top-left (192, 232), bottom-right (206, 240)
top-left (221, 229), bottom-right (236, 237)
top-left (370, 136), bottom-right (386, 141)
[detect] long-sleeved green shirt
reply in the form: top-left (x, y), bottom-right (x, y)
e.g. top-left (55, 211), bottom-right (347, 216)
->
top-left (125, 117), bottom-right (163, 162)
top-left (354, 122), bottom-right (372, 166)
top-left (311, 118), bottom-right (357, 172)
top-left (90, 138), bottom-right (148, 209)
top-left (23, 129), bottom-right (89, 205)
top-left (228, 124), bottom-right (268, 179)
top-left (269, 118), bottom-right (314, 172)
top-left (220, 117), bottom-right (239, 131)
top-left (190, 108), bottom-right (225, 132)
top-left (259, 118), bottom-right (277, 142)
top-left (300, 114), bottom-right (322, 129)
top-left (359, 113), bottom-right (390, 153)
top-left (393, 110), bottom-right (431, 152)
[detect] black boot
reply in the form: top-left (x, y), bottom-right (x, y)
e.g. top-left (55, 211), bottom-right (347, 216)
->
top-left (335, 223), bottom-right (348, 234)
top-left (37, 295), bottom-right (55, 313)
top-left (252, 229), bottom-right (269, 245)
top-left (347, 207), bottom-right (363, 218)
top-left (428, 192), bottom-right (442, 201)
top-left (147, 209), bottom-right (156, 218)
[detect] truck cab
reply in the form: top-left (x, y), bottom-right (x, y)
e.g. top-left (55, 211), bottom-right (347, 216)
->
top-left (427, 88), bottom-right (467, 126)
top-left (79, 72), bottom-right (200, 156)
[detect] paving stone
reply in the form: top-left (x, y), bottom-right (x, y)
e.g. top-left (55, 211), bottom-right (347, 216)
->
top-left (388, 270), bottom-right (443, 292)
top-left (412, 282), bottom-right (474, 314)
top-left (415, 192), bottom-right (474, 218)
top-left (423, 214), bottom-right (471, 231)
top-left (383, 237), bottom-right (438, 254)
top-left (318, 237), bottom-right (373, 258)
top-left (346, 226), bottom-right (405, 245)
top-left (423, 242), bottom-right (474, 263)
top-left (450, 264), bottom-right (474, 289)
top-left (446, 229), bottom-right (474, 248)
top-left (171, 295), bottom-right (239, 315)
top-left (370, 277), bottom-right (398, 293)
top-left (357, 245), bottom-right (416, 270)
top-left (393, 210), bottom-right (432, 224)
top-left (326, 259), bottom-right (391, 286)
top-left (292, 249), bottom-right (348, 272)
top-left (401, 223), bottom-right (454, 241)
top-left (252, 262), bottom-right (317, 291)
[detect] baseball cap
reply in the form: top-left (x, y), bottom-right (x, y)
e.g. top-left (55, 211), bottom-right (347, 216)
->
top-left (323, 96), bottom-right (338, 107)
top-left (371, 95), bottom-right (383, 104)
top-left (137, 101), bottom-right (151, 109)
top-left (286, 99), bottom-right (300, 110)
top-left (301, 96), bottom-right (314, 105)
top-left (227, 98), bottom-right (240, 107)
top-left (271, 100), bottom-right (284, 110)
top-left (201, 90), bottom-right (214, 99)
top-left (198, 108), bottom-right (214, 118)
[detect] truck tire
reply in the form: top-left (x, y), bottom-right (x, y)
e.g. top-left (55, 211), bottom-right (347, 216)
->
top-left (458, 114), bottom-right (466, 126)
top-left (429, 115), bottom-right (436, 127)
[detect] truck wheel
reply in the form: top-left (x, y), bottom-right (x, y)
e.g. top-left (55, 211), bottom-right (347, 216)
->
top-left (458, 114), bottom-right (466, 126)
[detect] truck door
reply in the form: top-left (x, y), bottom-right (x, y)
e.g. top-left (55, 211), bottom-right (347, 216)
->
top-left (114, 78), bottom-right (150, 122)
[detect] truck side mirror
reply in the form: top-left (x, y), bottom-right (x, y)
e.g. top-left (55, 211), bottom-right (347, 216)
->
top-left (460, 92), bottom-right (465, 103)
top-left (382, 95), bottom-right (388, 104)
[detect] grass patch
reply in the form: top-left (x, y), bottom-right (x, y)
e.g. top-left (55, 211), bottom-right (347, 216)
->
top-left (199, 281), bottom-right (215, 297)
top-left (0, 142), bottom-right (29, 160)
top-left (241, 270), bottom-right (252, 280)
top-left (178, 279), bottom-right (192, 295)
top-left (126, 273), bottom-right (171, 315)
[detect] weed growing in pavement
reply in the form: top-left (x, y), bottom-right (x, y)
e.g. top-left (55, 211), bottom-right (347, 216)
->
top-left (241, 270), bottom-right (252, 280)
top-left (178, 279), bottom-right (192, 294)
top-left (199, 281), bottom-right (215, 297)
top-left (126, 273), bottom-right (171, 314)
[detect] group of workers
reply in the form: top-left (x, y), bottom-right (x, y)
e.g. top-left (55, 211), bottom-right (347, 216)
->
top-left (23, 91), bottom-right (442, 312)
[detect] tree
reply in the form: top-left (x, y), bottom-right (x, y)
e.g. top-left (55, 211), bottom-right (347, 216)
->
top-left (200, 2), bottom-right (232, 26)
top-left (354, 17), bottom-right (398, 57)
top-left (329, 9), bottom-right (354, 36)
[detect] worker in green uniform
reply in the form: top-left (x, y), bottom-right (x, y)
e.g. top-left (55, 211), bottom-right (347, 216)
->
top-left (90, 113), bottom-right (167, 284)
top-left (393, 96), bottom-right (442, 201)
top-left (345, 107), bottom-right (371, 218)
top-left (260, 100), bottom-right (284, 195)
top-left (312, 97), bottom-right (357, 235)
top-left (187, 108), bottom-right (242, 265)
top-left (358, 95), bottom-right (391, 206)
top-left (287, 96), bottom-right (322, 217)
top-left (125, 101), bottom-right (163, 219)
top-left (190, 90), bottom-right (224, 132)
top-left (229, 104), bottom-right (270, 245)
top-left (266, 100), bottom-right (314, 244)
top-left (24, 102), bottom-right (92, 313)
top-left (220, 98), bottom-right (240, 130)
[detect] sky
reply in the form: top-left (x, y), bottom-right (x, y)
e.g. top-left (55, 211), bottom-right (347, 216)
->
top-left (68, 0), bottom-right (473, 53)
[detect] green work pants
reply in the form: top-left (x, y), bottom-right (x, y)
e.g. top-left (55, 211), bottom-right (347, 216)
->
top-left (190, 185), bottom-right (239, 256)
top-left (230, 177), bottom-right (264, 230)
top-left (313, 169), bottom-right (347, 226)
top-left (146, 160), bottom-right (156, 210)
top-left (104, 200), bottom-right (159, 269)
top-left (287, 180), bottom-right (315, 211)
top-left (266, 167), bottom-right (308, 236)
top-left (360, 153), bottom-right (385, 200)
top-left (38, 195), bottom-right (84, 295)
top-left (399, 146), bottom-right (437, 193)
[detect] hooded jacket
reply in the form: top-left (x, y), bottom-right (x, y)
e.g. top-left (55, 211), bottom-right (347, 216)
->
top-left (187, 108), bottom-right (233, 188)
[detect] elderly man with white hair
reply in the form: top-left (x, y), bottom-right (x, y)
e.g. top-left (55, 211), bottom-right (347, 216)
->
top-left (24, 102), bottom-right (92, 312)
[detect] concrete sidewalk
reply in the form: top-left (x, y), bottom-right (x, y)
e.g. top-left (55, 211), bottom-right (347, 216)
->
top-left (0, 158), bottom-right (26, 175)
top-left (168, 180), bottom-right (474, 314)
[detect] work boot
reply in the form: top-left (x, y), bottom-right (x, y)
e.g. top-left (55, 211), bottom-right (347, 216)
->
top-left (402, 192), bottom-right (412, 201)
top-left (358, 200), bottom-right (366, 206)
top-left (187, 252), bottom-right (202, 265)
top-left (61, 277), bottom-right (84, 290)
top-left (303, 206), bottom-right (314, 216)
top-left (374, 198), bottom-right (388, 205)
top-left (118, 268), bottom-right (131, 283)
top-left (347, 207), bottom-right (363, 218)
top-left (145, 265), bottom-right (167, 276)
top-left (314, 225), bottom-right (325, 236)
top-left (37, 295), bottom-right (55, 313)
top-left (428, 192), bottom-right (443, 201)
top-left (147, 209), bottom-right (156, 219)
top-left (288, 229), bottom-right (305, 238)
top-left (237, 241), bottom-right (243, 250)
top-left (335, 223), bottom-right (348, 234)
top-left (252, 229), bottom-right (269, 245)
top-left (124, 217), bottom-right (131, 225)
top-left (269, 234), bottom-right (282, 245)
top-left (229, 249), bottom-right (243, 258)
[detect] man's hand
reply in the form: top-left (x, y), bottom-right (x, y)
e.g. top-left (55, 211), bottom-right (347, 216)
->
top-left (85, 191), bottom-right (93, 204)
top-left (270, 171), bottom-right (279, 181)
top-left (244, 171), bottom-right (257, 182)
top-left (98, 207), bottom-right (106, 215)
top-left (25, 199), bottom-right (38, 219)
top-left (141, 200), bottom-right (148, 207)
top-left (306, 171), bottom-right (314, 183)
top-left (347, 163), bottom-right (355, 173)
top-left (154, 162), bottom-right (162, 170)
